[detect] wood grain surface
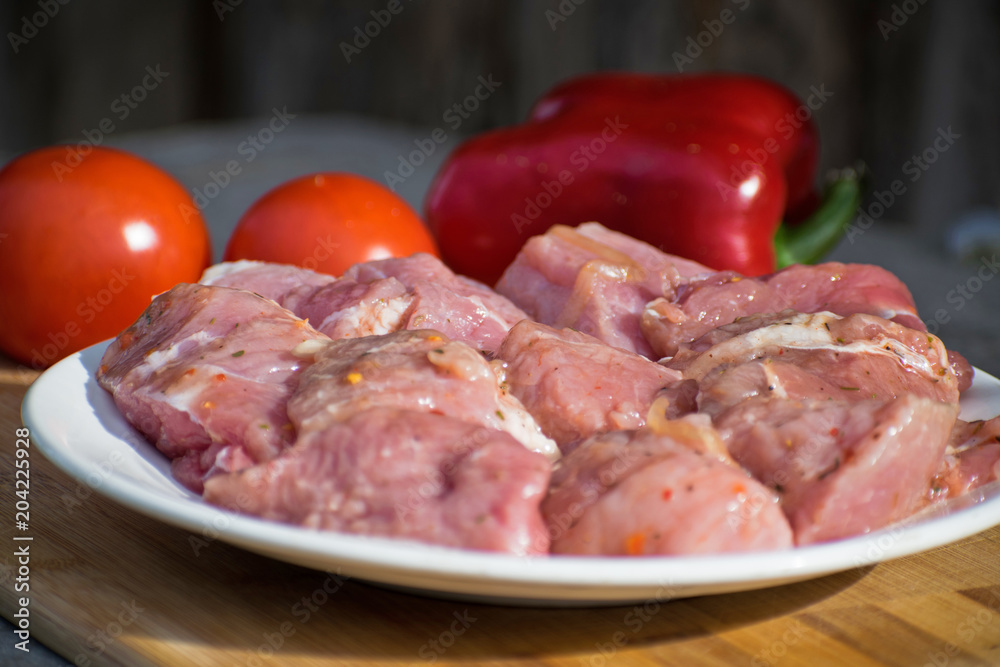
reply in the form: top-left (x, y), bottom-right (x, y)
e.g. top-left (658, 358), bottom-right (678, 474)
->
top-left (2, 352), bottom-right (1000, 667)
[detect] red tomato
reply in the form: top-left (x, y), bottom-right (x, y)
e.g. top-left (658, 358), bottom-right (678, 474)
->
top-left (0, 146), bottom-right (211, 368)
top-left (223, 173), bottom-right (439, 276)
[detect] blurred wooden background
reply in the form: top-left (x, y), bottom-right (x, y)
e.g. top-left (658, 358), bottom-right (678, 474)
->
top-left (0, 0), bottom-right (998, 241)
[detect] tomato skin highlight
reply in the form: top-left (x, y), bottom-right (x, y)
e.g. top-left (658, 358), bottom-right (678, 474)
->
top-left (223, 173), bottom-right (439, 277)
top-left (0, 146), bottom-right (211, 368)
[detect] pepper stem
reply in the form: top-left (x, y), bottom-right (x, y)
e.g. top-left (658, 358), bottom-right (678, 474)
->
top-left (774, 165), bottom-right (866, 268)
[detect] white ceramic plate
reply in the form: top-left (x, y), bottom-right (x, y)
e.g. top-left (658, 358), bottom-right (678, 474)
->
top-left (22, 341), bottom-right (1000, 606)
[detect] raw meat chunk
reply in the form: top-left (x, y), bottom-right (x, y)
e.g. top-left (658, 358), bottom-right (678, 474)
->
top-left (204, 408), bottom-right (552, 554)
top-left (766, 262), bottom-right (923, 331)
top-left (543, 419), bottom-right (793, 555)
top-left (97, 283), bottom-right (328, 492)
top-left (496, 223), bottom-right (693, 357)
top-left (497, 320), bottom-right (683, 451)
top-left (716, 394), bottom-right (957, 545)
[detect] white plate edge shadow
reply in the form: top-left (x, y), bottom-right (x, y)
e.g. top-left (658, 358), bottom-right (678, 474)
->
top-left (19, 340), bottom-right (1000, 606)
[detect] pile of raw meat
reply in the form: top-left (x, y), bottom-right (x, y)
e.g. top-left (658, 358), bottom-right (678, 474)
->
top-left (97, 223), bottom-right (1000, 556)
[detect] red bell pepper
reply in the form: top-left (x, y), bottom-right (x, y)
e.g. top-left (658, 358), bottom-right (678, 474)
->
top-left (425, 71), bottom-right (860, 284)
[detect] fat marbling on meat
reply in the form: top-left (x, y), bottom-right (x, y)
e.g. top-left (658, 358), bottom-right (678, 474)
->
top-left (642, 262), bottom-right (927, 358)
top-left (96, 283), bottom-right (328, 492)
top-left (666, 310), bottom-right (963, 415)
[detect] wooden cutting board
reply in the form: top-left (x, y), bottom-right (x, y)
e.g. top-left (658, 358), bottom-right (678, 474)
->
top-left (3, 353), bottom-right (1000, 667)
